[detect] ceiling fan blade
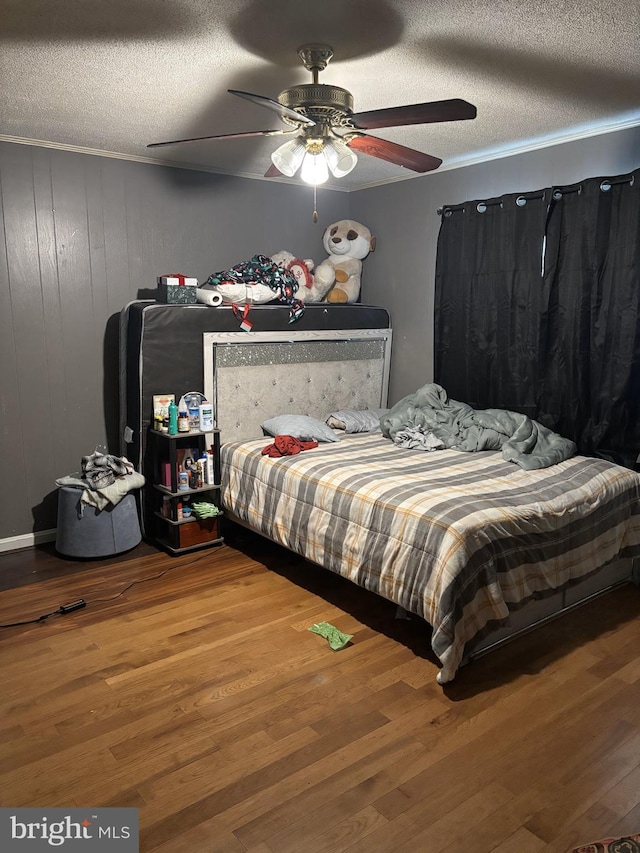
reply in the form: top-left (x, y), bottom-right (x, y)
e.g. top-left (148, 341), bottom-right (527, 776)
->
top-left (228, 89), bottom-right (315, 126)
top-left (350, 98), bottom-right (477, 130)
top-left (147, 128), bottom-right (289, 148)
top-left (346, 134), bottom-right (442, 173)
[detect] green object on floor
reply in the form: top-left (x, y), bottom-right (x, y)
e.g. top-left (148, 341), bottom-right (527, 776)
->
top-left (308, 621), bottom-right (353, 650)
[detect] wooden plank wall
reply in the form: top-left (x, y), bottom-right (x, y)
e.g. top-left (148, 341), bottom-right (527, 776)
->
top-left (0, 143), bottom-right (349, 541)
top-left (2, 126), bottom-right (637, 544)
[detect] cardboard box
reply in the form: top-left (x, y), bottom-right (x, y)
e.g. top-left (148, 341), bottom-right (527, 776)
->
top-left (152, 394), bottom-right (175, 431)
top-left (156, 274), bottom-right (198, 304)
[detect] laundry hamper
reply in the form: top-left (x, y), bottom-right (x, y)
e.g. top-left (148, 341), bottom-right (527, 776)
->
top-left (55, 486), bottom-right (141, 558)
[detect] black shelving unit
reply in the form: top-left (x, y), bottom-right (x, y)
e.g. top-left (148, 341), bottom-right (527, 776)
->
top-left (149, 429), bottom-right (224, 555)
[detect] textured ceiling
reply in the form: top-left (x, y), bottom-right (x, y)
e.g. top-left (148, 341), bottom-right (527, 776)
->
top-left (1, 0), bottom-right (639, 190)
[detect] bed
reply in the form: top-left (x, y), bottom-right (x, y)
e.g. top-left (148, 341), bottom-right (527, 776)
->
top-left (202, 323), bottom-right (640, 684)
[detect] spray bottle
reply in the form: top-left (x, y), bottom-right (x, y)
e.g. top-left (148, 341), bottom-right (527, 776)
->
top-left (168, 399), bottom-right (178, 435)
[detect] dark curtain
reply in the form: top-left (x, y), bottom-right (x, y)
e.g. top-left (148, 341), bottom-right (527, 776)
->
top-left (434, 169), bottom-right (640, 468)
top-left (434, 191), bottom-right (550, 416)
top-left (538, 171), bottom-right (640, 466)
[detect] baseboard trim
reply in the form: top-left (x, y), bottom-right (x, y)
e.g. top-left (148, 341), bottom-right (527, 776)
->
top-left (0, 529), bottom-right (57, 554)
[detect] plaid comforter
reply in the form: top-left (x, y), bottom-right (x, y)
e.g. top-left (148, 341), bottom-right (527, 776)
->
top-left (221, 434), bottom-right (640, 683)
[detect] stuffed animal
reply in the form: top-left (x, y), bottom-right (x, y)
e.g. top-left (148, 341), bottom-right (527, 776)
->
top-left (196, 254), bottom-right (304, 324)
top-left (314, 220), bottom-right (376, 303)
top-left (271, 250), bottom-right (333, 303)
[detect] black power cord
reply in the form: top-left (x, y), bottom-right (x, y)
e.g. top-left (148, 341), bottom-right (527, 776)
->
top-left (0, 550), bottom-right (213, 629)
top-left (0, 572), bottom-right (171, 629)
top-left (0, 599), bottom-right (86, 628)
top-left (88, 568), bottom-right (173, 605)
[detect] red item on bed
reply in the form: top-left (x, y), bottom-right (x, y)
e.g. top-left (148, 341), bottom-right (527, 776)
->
top-left (261, 435), bottom-right (318, 457)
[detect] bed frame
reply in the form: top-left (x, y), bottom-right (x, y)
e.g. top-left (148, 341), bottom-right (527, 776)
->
top-left (202, 325), bottom-right (639, 675)
top-left (465, 557), bottom-right (637, 664)
top-left (203, 327), bottom-right (392, 444)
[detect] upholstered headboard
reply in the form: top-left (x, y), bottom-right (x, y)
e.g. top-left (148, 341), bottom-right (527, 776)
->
top-left (203, 328), bottom-right (392, 443)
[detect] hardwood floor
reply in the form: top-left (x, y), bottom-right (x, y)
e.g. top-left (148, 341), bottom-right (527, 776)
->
top-left (1, 528), bottom-right (639, 853)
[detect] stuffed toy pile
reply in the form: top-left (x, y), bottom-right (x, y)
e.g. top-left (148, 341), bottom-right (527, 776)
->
top-left (270, 251), bottom-right (327, 303)
top-left (194, 218), bottom-right (375, 325)
top-left (196, 253), bottom-right (304, 323)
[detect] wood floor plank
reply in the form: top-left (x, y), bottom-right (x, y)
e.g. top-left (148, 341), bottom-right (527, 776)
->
top-left (372, 670), bottom-right (608, 825)
top-left (539, 801), bottom-right (623, 853)
top-left (490, 826), bottom-right (547, 853)
top-left (599, 764), bottom-right (640, 817)
top-left (1, 536), bottom-right (639, 852)
top-left (141, 709), bottom-right (398, 847)
top-left (387, 781), bottom-right (514, 853)
top-left (523, 727), bottom-right (640, 843)
top-left (232, 737), bottom-right (421, 849)
top-left (608, 802), bottom-right (640, 840)
top-left (273, 803), bottom-right (389, 853)
top-left (437, 796), bottom-right (538, 853)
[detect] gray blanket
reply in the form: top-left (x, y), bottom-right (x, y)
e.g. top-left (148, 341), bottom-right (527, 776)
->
top-left (380, 383), bottom-right (576, 470)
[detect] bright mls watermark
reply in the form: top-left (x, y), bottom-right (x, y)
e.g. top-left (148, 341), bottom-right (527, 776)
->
top-left (0, 809), bottom-right (138, 851)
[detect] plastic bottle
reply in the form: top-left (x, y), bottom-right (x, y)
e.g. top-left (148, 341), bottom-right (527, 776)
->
top-left (189, 466), bottom-right (199, 489)
top-left (205, 448), bottom-right (215, 485)
top-left (168, 400), bottom-right (178, 435)
top-left (199, 401), bottom-right (214, 431)
top-left (200, 452), bottom-right (208, 485)
top-left (178, 410), bottom-right (190, 432)
top-left (195, 456), bottom-right (205, 488)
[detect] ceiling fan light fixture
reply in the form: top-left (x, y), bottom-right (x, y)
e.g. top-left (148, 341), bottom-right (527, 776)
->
top-left (270, 138), bottom-right (306, 177)
top-left (324, 138), bottom-right (358, 178)
top-left (300, 150), bottom-right (329, 185)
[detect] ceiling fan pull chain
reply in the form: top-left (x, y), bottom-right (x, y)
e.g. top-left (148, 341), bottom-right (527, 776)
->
top-left (312, 186), bottom-right (318, 223)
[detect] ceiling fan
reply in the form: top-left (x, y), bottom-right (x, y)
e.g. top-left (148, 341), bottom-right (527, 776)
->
top-left (148, 44), bottom-right (477, 185)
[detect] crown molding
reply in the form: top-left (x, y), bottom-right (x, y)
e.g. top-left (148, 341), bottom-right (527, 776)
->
top-left (1, 112), bottom-right (638, 193)
top-left (351, 113), bottom-right (640, 190)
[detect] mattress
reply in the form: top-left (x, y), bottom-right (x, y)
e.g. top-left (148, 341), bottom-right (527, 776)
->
top-left (119, 300), bottom-right (391, 533)
top-left (221, 433), bottom-right (640, 683)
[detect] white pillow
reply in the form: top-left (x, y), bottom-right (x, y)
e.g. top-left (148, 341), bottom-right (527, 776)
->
top-left (261, 414), bottom-right (341, 443)
top-left (326, 408), bottom-right (389, 433)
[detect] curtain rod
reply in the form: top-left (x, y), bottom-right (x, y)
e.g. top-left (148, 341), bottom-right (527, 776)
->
top-left (437, 190), bottom-right (546, 216)
top-left (551, 184), bottom-right (582, 199)
top-left (437, 171), bottom-right (635, 215)
top-left (600, 173), bottom-right (635, 191)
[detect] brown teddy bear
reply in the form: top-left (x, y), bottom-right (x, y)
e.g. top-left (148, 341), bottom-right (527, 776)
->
top-left (314, 220), bottom-right (376, 303)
